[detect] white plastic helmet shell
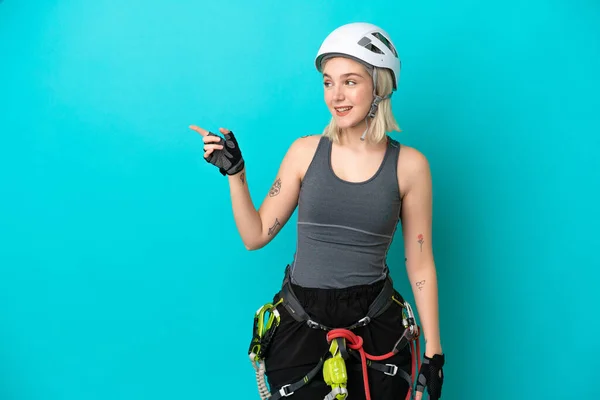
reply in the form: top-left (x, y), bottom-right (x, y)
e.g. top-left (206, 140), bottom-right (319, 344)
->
top-left (315, 22), bottom-right (401, 90)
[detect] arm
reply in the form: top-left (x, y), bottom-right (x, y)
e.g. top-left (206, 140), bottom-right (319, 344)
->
top-left (399, 149), bottom-right (442, 357)
top-left (228, 138), bottom-right (304, 250)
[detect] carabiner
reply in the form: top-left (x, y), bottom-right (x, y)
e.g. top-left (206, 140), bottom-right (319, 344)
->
top-left (249, 300), bottom-right (283, 361)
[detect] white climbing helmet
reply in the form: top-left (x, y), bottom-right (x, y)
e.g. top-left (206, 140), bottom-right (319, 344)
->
top-left (315, 22), bottom-right (401, 90)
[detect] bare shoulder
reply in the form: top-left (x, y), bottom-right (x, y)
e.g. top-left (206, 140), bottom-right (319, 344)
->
top-left (398, 144), bottom-right (430, 172)
top-left (397, 144), bottom-right (431, 195)
top-left (290, 134), bottom-right (322, 151)
top-left (287, 134), bottom-right (323, 180)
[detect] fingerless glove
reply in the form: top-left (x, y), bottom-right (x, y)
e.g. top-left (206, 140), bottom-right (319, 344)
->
top-left (416, 353), bottom-right (445, 399)
top-left (205, 130), bottom-right (244, 176)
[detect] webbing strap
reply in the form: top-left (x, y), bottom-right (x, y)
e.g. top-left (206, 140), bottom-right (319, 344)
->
top-left (268, 358), bottom-right (324, 400)
top-left (365, 276), bottom-right (396, 319)
top-left (280, 282), bottom-right (331, 330)
top-left (348, 361), bottom-right (413, 387)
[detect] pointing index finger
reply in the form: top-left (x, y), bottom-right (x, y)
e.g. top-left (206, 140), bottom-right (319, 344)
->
top-left (189, 125), bottom-right (210, 137)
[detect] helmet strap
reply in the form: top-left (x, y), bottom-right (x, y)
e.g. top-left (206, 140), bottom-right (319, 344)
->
top-left (362, 69), bottom-right (392, 141)
top-left (360, 119), bottom-right (369, 141)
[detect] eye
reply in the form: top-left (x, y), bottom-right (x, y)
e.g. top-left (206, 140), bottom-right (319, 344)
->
top-left (346, 80), bottom-right (357, 86)
top-left (323, 81), bottom-right (332, 87)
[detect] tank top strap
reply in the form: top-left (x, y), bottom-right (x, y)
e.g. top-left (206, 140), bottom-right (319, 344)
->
top-left (314, 135), bottom-right (331, 166)
top-left (302, 135), bottom-right (330, 182)
top-left (383, 136), bottom-right (401, 175)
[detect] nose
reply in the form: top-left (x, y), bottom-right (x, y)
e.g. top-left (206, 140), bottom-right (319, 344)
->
top-left (333, 85), bottom-right (345, 101)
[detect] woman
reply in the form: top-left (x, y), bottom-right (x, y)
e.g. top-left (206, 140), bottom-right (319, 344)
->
top-left (191, 22), bottom-right (445, 400)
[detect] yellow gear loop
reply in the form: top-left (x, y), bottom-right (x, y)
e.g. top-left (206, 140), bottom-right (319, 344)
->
top-left (323, 338), bottom-right (349, 400)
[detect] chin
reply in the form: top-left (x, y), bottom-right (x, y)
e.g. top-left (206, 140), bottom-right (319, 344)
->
top-left (335, 118), bottom-right (364, 130)
top-left (335, 120), bottom-right (352, 129)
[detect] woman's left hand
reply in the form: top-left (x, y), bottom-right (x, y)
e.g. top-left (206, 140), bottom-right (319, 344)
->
top-left (415, 353), bottom-right (445, 400)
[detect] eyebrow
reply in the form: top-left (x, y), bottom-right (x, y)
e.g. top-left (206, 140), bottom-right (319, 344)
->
top-left (322, 72), bottom-right (364, 79)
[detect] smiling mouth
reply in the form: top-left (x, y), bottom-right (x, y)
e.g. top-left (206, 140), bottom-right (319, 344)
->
top-left (335, 106), bottom-right (353, 116)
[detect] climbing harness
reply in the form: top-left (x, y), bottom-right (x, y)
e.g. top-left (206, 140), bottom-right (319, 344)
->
top-left (248, 266), bottom-right (422, 400)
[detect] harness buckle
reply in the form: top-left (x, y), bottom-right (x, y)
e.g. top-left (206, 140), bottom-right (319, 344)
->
top-left (279, 384), bottom-right (294, 397)
top-left (324, 387), bottom-right (348, 400)
top-left (384, 364), bottom-right (398, 376)
top-left (307, 319), bottom-right (321, 329)
top-left (356, 316), bottom-right (371, 327)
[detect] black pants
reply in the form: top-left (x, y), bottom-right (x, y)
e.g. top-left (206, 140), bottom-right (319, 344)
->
top-left (264, 278), bottom-right (413, 399)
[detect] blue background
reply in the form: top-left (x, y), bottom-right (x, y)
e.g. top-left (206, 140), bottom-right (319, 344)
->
top-left (1, 0), bottom-right (599, 399)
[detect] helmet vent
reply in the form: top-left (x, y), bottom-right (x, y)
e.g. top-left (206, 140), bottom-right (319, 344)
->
top-left (357, 36), bottom-right (384, 55)
top-left (373, 32), bottom-right (398, 58)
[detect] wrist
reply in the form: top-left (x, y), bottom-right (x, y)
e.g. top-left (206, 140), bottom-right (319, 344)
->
top-left (227, 167), bottom-right (245, 177)
top-left (227, 159), bottom-right (245, 176)
top-left (225, 161), bottom-right (245, 177)
top-left (425, 344), bottom-right (443, 358)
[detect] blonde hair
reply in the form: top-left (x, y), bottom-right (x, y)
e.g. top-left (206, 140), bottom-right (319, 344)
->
top-left (322, 66), bottom-right (401, 144)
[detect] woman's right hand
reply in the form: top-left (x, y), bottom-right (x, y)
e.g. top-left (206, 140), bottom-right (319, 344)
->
top-left (189, 125), bottom-right (245, 176)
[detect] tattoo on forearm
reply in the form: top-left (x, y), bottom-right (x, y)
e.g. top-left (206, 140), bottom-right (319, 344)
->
top-left (268, 218), bottom-right (281, 236)
top-left (417, 234), bottom-right (424, 252)
top-left (240, 172), bottom-right (245, 184)
top-left (416, 280), bottom-right (426, 291)
top-left (269, 178), bottom-right (281, 197)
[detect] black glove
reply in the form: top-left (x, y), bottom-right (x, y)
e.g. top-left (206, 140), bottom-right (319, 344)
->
top-left (416, 353), bottom-right (445, 399)
top-left (205, 130), bottom-right (244, 176)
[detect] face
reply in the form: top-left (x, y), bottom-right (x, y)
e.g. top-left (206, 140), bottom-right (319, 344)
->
top-left (322, 57), bottom-right (374, 130)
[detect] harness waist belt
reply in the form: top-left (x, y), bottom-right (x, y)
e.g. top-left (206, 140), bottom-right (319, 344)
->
top-left (278, 265), bottom-right (400, 331)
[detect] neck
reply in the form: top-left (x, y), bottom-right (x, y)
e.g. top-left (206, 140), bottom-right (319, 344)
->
top-left (339, 119), bottom-right (370, 148)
